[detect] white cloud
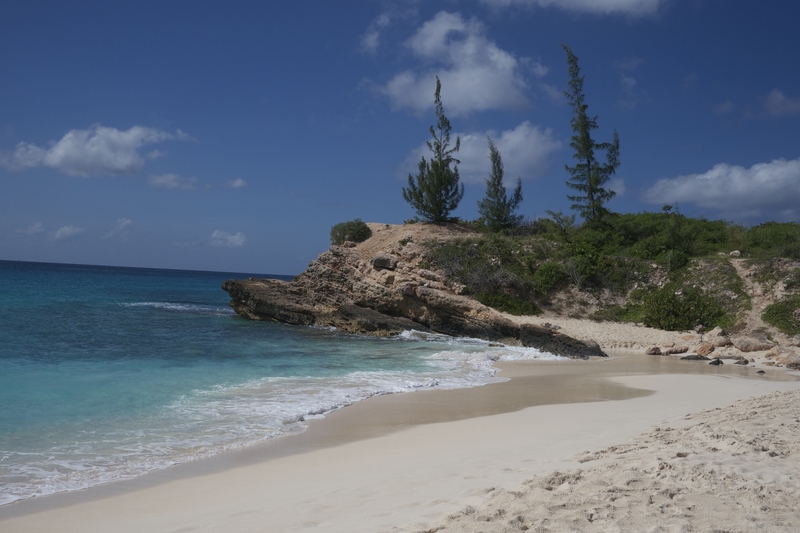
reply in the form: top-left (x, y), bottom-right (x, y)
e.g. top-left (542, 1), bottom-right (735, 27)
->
top-left (53, 225), bottom-right (85, 240)
top-left (105, 218), bottom-right (133, 238)
top-left (608, 178), bottom-right (626, 197)
top-left (765, 89), bottom-right (800, 116)
top-left (642, 158), bottom-right (800, 217)
top-left (360, 13), bottom-right (392, 54)
top-left (399, 121), bottom-right (561, 184)
top-left (210, 230), bottom-right (246, 247)
top-left (382, 11), bottom-right (539, 116)
top-left (227, 178), bottom-right (247, 188)
top-left (1, 125), bottom-right (184, 177)
top-left (480, 0), bottom-right (663, 15)
top-left (17, 222), bottom-right (44, 235)
top-left (147, 173), bottom-right (197, 190)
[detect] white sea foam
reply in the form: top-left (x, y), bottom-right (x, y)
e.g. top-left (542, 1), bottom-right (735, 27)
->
top-left (0, 331), bottom-right (563, 506)
top-left (120, 301), bottom-right (234, 315)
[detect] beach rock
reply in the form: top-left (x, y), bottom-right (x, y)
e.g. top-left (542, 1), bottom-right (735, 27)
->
top-left (663, 345), bottom-right (689, 355)
top-left (646, 346), bottom-right (662, 355)
top-left (732, 334), bottom-right (776, 353)
top-left (711, 336), bottom-right (733, 347)
top-left (519, 324), bottom-right (607, 359)
top-left (681, 354), bottom-right (710, 360)
top-left (222, 227), bottom-right (605, 355)
top-left (729, 250), bottom-right (741, 257)
top-left (790, 334), bottom-right (800, 347)
top-left (734, 357), bottom-right (750, 365)
top-left (707, 326), bottom-right (727, 337)
top-left (696, 343), bottom-right (715, 356)
top-left (370, 253), bottom-right (398, 271)
top-left (709, 358), bottom-right (724, 365)
top-left (757, 370), bottom-right (766, 374)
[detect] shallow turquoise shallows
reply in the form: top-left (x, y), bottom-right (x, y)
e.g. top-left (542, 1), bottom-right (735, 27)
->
top-left (0, 260), bottom-right (559, 505)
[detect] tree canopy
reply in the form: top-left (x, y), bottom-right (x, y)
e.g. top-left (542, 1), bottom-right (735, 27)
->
top-left (562, 44), bottom-right (620, 225)
top-left (402, 77), bottom-right (464, 222)
top-left (477, 136), bottom-right (523, 231)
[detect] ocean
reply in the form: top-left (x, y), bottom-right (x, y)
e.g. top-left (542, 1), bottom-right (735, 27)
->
top-left (0, 260), bottom-right (561, 505)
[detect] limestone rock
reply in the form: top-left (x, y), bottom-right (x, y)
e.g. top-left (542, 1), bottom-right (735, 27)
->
top-left (646, 346), bottom-right (662, 356)
top-left (663, 345), bottom-right (689, 355)
top-left (696, 343), bottom-right (715, 356)
top-left (732, 334), bottom-right (776, 352)
top-left (370, 253), bottom-right (398, 271)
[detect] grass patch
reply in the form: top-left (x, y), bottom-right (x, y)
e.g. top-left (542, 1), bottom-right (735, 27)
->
top-left (762, 295), bottom-right (800, 336)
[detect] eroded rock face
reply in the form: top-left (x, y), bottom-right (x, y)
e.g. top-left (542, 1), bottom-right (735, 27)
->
top-left (222, 229), bottom-right (606, 358)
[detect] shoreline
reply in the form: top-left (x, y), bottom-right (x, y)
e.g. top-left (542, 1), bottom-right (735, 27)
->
top-left (2, 351), bottom-right (799, 532)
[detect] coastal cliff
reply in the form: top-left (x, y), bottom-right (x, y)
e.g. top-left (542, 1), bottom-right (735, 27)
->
top-left (222, 223), bottom-right (606, 359)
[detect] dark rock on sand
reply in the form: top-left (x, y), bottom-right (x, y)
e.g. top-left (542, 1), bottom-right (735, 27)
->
top-left (681, 354), bottom-right (710, 361)
top-left (709, 358), bottom-right (724, 365)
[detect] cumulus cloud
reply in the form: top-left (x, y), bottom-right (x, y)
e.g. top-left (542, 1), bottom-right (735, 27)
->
top-left (480, 0), bottom-right (663, 15)
top-left (399, 121), bottom-right (561, 184)
top-left (642, 158), bottom-right (800, 218)
top-left (382, 11), bottom-right (541, 116)
top-left (17, 222), bottom-right (44, 235)
top-left (227, 178), bottom-right (247, 188)
top-left (210, 230), bottom-right (246, 247)
top-left (147, 173), bottom-right (197, 190)
top-left (105, 218), bottom-right (133, 238)
top-left (53, 225), bottom-right (85, 240)
top-left (765, 89), bottom-right (800, 116)
top-left (1, 125), bottom-right (185, 177)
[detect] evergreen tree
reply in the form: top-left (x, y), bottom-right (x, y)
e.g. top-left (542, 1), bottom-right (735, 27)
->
top-left (402, 77), bottom-right (464, 222)
top-left (562, 44), bottom-right (620, 224)
top-left (477, 136), bottom-right (523, 231)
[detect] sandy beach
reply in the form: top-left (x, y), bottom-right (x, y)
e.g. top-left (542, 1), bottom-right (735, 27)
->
top-left (2, 341), bottom-right (799, 533)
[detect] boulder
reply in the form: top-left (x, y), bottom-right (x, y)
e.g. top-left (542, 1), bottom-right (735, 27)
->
top-left (734, 357), bottom-right (750, 365)
top-left (696, 343), bottom-right (715, 356)
top-left (370, 253), bottom-right (398, 271)
top-left (732, 335), bottom-right (776, 353)
top-left (681, 354), bottom-right (710, 361)
top-left (646, 346), bottom-right (662, 356)
top-left (709, 358), bottom-right (724, 365)
top-left (711, 336), bottom-right (733, 347)
top-left (663, 345), bottom-right (689, 355)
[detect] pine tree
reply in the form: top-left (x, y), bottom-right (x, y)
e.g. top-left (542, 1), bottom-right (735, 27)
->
top-left (477, 136), bottom-right (523, 232)
top-left (402, 77), bottom-right (464, 222)
top-left (562, 44), bottom-right (620, 224)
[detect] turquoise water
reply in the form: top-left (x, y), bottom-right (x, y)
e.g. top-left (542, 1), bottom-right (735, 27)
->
top-left (0, 260), bottom-right (560, 505)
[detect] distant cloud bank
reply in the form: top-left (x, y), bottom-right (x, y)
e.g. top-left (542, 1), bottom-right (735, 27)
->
top-left (1, 125), bottom-right (189, 177)
top-left (479, 0), bottom-right (664, 15)
top-left (642, 157), bottom-right (800, 219)
top-left (53, 225), bottom-right (85, 240)
top-left (210, 230), bottom-right (246, 247)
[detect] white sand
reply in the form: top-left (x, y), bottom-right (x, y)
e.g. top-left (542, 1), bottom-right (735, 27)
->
top-left (1, 360), bottom-right (798, 533)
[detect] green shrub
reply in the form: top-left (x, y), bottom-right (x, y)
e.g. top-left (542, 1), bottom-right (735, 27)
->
top-left (330, 219), bottom-right (372, 245)
top-left (762, 295), bottom-right (800, 336)
top-left (475, 293), bottom-right (540, 316)
top-left (640, 284), bottom-right (725, 331)
top-left (532, 262), bottom-right (564, 294)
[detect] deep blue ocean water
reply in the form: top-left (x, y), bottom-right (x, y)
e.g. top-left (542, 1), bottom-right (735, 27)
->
top-left (0, 260), bottom-right (559, 505)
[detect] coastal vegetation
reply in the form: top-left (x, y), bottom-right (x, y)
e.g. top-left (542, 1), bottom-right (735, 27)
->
top-left (330, 218), bottom-right (372, 245)
top-left (402, 77), bottom-right (464, 223)
top-left (389, 46), bottom-right (800, 333)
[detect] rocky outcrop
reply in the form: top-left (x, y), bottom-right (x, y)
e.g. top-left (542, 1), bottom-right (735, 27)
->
top-left (222, 224), bottom-right (607, 358)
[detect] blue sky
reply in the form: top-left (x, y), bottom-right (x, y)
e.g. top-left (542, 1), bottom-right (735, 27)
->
top-left (2, 0), bottom-right (799, 275)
